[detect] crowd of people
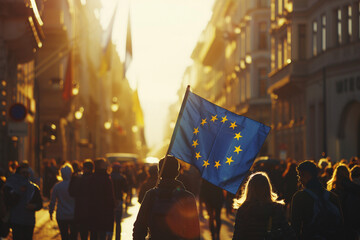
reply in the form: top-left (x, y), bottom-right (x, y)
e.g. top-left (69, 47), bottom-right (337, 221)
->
top-left (0, 158), bottom-right (143, 240)
top-left (0, 155), bottom-right (359, 240)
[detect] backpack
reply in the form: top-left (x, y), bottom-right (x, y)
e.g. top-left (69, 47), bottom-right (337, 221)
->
top-left (304, 189), bottom-right (343, 239)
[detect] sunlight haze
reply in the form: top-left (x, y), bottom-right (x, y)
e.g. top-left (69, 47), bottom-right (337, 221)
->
top-left (100, 0), bottom-right (214, 149)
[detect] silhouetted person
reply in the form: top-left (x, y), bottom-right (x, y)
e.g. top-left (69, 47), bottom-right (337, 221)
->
top-left (351, 165), bottom-right (360, 185)
top-left (88, 158), bottom-right (115, 240)
top-left (4, 163), bottom-right (43, 240)
top-left (133, 155), bottom-right (200, 240)
top-left (282, 162), bottom-right (298, 210)
top-left (200, 180), bottom-right (224, 240)
top-left (291, 160), bottom-right (343, 240)
top-left (232, 172), bottom-right (295, 240)
top-left (137, 165), bottom-right (158, 204)
top-left (43, 158), bottom-right (58, 199)
top-left (49, 163), bottom-right (76, 240)
top-left (327, 164), bottom-right (360, 240)
top-left (110, 162), bottom-right (128, 240)
top-left (68, 159), bottom-right (94, 240)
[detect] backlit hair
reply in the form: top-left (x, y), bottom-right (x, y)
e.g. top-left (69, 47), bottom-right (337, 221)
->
top-left (327, 164), bottom-right (351, 191)
top-left (233, 171), bottom-right (284, 209)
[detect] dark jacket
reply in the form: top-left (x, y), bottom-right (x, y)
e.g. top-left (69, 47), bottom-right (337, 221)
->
top-left (331, 179), bottom-right (360, 238)
top-left (137, 176), bottom-right (157, 204)
top-left (133, 179), bottom-right (200, 240)
top-left (291, 178), bottom-right (343, 240)
top-left (111, 172), bottom-right (128, 202)
top-left (4, 174), bottom-right (43, 226)
top-left (87, 170), bottom-right (115, 232)
top-left (68, 172), bottom-right (92, 225)
top-left (233, 201), bottom-right (295, 240)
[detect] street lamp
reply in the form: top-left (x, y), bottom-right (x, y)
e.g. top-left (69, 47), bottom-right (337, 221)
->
top-left (74, 107), bottom-right (84, 120)
top-left (72, 83), bottom-right (79, 96)
top-left (111, 97), bottom-right (119, 112)
top-left (132, 125), bottom-right (138, 133)
top-left (104, 121), bottom-right (111, 130)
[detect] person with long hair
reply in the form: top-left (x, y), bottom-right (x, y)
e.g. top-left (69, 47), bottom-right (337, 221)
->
top-left (327, 164), bottom-right (360, 239)
top-left (232, 172), bottom-right (295, 240)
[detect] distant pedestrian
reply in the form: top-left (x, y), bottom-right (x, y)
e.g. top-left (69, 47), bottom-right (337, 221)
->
top-left (351, 165), bottom-right (360, 185)
top-left (327, 164), bottom-right (360, 239)
top-left (4, 163), bottom-right (43, 240)
top-left (291, 160), bottom-right (343, 240)
top-left (68, 159), bottom-right (94, 240)
top-left (232, 172), bottom-right (295, 240)
top-left (43, 158), bottom-right (58, 199)
top-left (49, 163), bottom-right (76, 240)
top-left (88, 158), bottom-right (115, 240)
top-left (137, 165), bottom-right (158, 204)
top-left (133, 155), bottom-right (200, 240)
top-left (110, 162), bottom-right (128, 240)
top-left (200, 180), bottom-right (224, 240)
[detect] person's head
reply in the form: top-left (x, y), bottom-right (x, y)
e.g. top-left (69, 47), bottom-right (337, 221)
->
top-left (60, 163), bottom-right (73, 181)
top-left (233, 172), bottom-right (284, 209)
top-left (71, 160), bottom-right (81, 174)
top-left (351, 165), bottom-right (360, 179)
top-left (148, 165), bottom-right (158, 178)
top-left (15, 163), bottom-right (30, 180)
top-left (82, 159), bottom-right (94, 174)
top-left (327, 164), bottom-right (351, 191)
top-left (297, 160), bottom-right (319, 187)
top-left (94, 158), bottom-right (107, 172)
top-left (318, 158), bottom-right (330, 171)
top-left (158, 155), bottom-right (179, 179)
top-left (111, 162), bottom-right (121, 173)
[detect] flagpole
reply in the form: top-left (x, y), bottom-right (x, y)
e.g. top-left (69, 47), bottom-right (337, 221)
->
top-left (156, 85), bottom-right (191, 187)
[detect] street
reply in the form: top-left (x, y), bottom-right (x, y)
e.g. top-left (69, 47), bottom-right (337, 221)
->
top-left (5, 194), bottom-right (235, 240)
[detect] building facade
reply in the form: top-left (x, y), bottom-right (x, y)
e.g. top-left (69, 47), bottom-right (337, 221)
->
top-left (269, 0), bottom-right (360, 160)
top-left (0, 0), bottom-right (44, 170)
top-left (187, 0), bottom-right (272, 156)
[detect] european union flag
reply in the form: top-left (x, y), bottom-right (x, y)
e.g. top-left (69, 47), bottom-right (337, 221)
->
top-left (169, 88), bottom-right (270, 194)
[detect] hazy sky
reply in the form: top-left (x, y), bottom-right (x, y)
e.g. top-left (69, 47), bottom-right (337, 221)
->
top-left (100, 0), bottom-right (214, 150)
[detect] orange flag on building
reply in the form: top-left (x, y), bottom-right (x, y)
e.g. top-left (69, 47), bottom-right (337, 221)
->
top-left (62, 53), bottom-right (73, 101)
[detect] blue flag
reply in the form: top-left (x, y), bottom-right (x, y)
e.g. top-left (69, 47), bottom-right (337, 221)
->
top-left (169, 90), bottom-right (270, 194)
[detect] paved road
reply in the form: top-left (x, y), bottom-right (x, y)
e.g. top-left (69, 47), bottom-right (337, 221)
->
top-left (5, 195), bottom-right (235, 240)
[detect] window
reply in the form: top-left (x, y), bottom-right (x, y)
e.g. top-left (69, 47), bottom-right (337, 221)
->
top-left (259, 22), bottom-right (268, 50)
top-left (278, 40), bottom-right (283, 68)
top-left (283, 37), bottom-right (288, 64)
top-left (271, 37), bottom-right (276, 70)
top-left (258, 68), bottom-right (268, 97)
top-left (321, 15), bottom-right (326, 51)
top-left (337, 8), bottom-right (342, 45)
top-left (312, 21), bottom-right (318, 56)
top-left (348, 5), bottom-right (353, 40)
top-left (298, 24), bottom-right (306, 59)
top-left (278, 0), bottom-right (283, 15)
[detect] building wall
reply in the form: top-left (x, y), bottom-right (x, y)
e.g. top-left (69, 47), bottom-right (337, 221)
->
top-left (269, 0), bottom-right (360, 161)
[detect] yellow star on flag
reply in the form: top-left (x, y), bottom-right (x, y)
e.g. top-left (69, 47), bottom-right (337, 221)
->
top-left (193, 127), bottom-right (199, 135)
top-left (234, 132), bottom-right (243, 140)
top-left (234, 145), bottom-right (242, 154)
top-left (226, 156), bottom-right (234, 165)
top-left (230, 121), bottom-right (237, 129)
top-left (210, 115), bottom-right (218, 122)
top-left (192, 139), bottom-right (199, 148)
top-left (195, 152), bottom-right (202, 160)
top-left (201, 118), bottom-right (207, 126)
top-left (214, 161), bottom-right (221, 169)
top-left (221, 116), bottom-right (228, 123)
top-left (203, 160), bottom-right (210, 168)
